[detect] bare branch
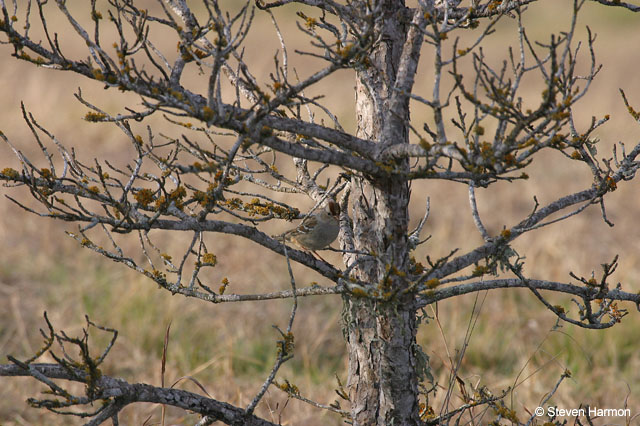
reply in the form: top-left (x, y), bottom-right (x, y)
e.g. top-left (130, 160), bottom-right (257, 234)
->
top-left (417, 278), bottom-right (639, 328)
top-left (0, 363), bottom-right (278, 426)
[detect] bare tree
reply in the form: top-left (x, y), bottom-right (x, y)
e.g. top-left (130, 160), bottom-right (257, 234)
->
top-left (1, 0), bottom-right (640, 424)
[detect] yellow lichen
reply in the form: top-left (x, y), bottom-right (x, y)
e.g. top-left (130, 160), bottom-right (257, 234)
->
top-left (350, 287), bottom-right (368, 297)
top-left (426, 278), bottom-right (440, 289)
top-left (152, 269), bottom-right (166, 280)
top-left (1, 168), bottom-right (19, 179)
top-left (472, 265), bottom-right (489, 277)
top-left (202, 106), bottom-right (214, 121)
top-left (304, 17), bottom-right (317, 29)
top-left (219, 277), bottom-right (229, 295)
top-left (134, 188), bottom-right (154, 207)
top-left (84, 112), bottom-right (107, 122)
top-left (202, 252), bottom-right (217, 266)
top-left (92, 69), bottom-right (105, 81)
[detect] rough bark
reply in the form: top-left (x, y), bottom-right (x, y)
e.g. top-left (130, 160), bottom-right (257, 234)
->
top-left (344, 1), bottom-right (419, 424)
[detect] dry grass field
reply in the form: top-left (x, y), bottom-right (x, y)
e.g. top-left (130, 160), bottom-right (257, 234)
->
top-left (1, 2), bottom-right (640, 425)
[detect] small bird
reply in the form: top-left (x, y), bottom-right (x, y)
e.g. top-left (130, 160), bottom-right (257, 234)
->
top-left (276, 200), bottom-right (340, 258)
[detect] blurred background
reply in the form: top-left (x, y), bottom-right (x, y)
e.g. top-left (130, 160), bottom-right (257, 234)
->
top-left (1, 1), bottom-right (639, 424)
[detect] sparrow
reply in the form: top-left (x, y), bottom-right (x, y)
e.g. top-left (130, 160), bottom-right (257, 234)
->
top-left (275, 200), bottom-right (340, 257)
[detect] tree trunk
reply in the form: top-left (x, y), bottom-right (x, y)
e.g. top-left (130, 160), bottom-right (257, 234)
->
top-left (343, 1), bottom-right (420, 424)
top-left (345, 295), bottom-right (420, 425)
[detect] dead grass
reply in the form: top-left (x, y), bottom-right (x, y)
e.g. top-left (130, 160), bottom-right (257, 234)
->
top-left (1, 2), bottom-right (640, 425)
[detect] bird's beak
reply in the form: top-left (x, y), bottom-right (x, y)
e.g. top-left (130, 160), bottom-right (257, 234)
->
top-left (328, 200), bottom-right (340, 217)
